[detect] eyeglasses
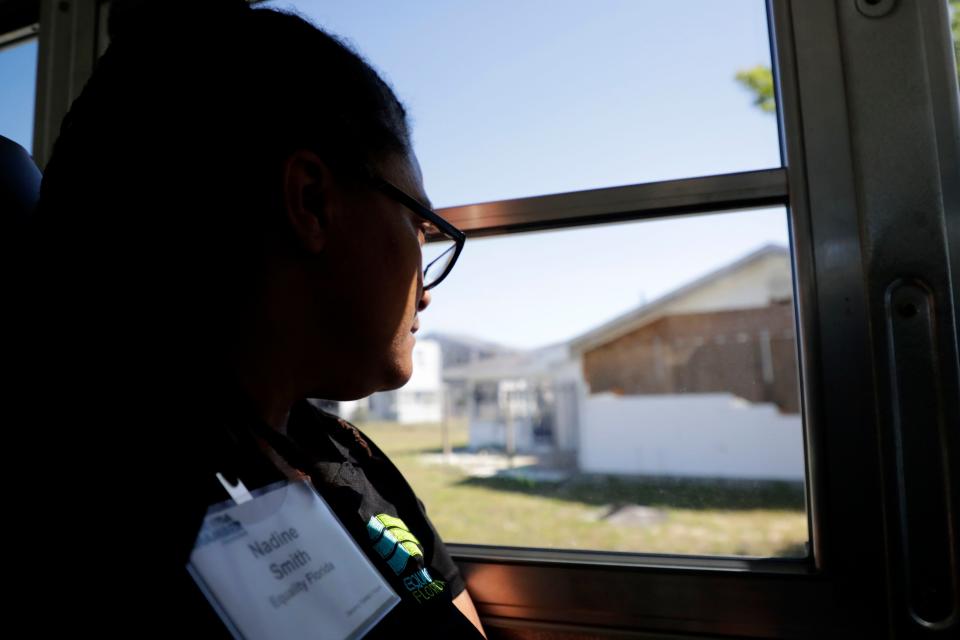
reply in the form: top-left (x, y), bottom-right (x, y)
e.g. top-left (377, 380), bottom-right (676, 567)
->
top-left (377, 180), bottom-right (466, 290)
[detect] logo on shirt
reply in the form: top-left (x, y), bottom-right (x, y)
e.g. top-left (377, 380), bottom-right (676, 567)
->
top-left (367, 514), bottom-right (446, 604)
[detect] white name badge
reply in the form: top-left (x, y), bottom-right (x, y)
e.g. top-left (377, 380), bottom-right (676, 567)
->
top-left (188, 480), bottom-right (400, 640)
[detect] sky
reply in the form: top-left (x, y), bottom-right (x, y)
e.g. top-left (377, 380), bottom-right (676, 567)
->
top-left (0, 1), bottom-right (787, 349)
top-left (0, 38), bottom-right (36, 152)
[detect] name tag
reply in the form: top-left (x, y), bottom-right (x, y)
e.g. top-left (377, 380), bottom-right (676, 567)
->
top-left (188, 480), bottom-right (400, 640)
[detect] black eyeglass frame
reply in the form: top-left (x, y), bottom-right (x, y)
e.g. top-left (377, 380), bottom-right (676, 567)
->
top-left (377, 180), bottom-right (466, 290)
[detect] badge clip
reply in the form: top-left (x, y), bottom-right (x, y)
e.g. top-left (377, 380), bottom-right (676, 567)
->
top-left (216, 472), bottom-right (254, 505)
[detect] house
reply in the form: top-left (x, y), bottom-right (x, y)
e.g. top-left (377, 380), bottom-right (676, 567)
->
top-left (571, 244), bottom-right (799, 414)
top-left (443, 343), bottom-right (580, 461)
top-left (334, 339), bottom-right (445, 424)
top-left (421, 333), bottom-right (517, 418)
top-left (447, 244), bottom-right (805, 481)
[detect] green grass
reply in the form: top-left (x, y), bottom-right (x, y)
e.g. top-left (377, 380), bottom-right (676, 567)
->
top-left (355, 420), bottom-right (809, 558)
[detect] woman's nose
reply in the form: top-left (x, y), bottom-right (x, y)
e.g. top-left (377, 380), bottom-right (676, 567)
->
top-left (418, 287), bottom-right (432, 312)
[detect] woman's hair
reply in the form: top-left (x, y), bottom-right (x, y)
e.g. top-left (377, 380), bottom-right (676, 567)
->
top-left (29, 0), bottom-right (411, 364)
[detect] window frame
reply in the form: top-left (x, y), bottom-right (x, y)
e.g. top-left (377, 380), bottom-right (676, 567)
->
top-left (0, 0), bottom-right (39, 49)
top-left (441, 1), bottom-right (959, 636)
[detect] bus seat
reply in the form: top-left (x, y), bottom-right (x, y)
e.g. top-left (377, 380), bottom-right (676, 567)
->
top-left (0, 135), bottom-right (41, 223)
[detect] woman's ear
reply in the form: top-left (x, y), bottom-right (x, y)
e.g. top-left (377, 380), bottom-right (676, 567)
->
top-left (281, 149), bottom-right (334, 254)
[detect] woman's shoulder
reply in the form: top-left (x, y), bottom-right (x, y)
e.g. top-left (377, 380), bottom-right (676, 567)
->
top-left (291, 399), bottom-right (383, 461)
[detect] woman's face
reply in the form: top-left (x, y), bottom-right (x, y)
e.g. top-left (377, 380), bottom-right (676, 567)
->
top-left (317, 151), bottom-right (433, 398)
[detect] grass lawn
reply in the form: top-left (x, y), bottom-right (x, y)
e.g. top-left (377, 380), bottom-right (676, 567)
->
top-left (355, 420), bottom-right (809, 558)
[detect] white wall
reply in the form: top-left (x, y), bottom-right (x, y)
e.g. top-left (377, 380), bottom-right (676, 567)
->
top-left (397, 390), bottom-right (443, 423)
top-left (579, 392), bottom-right (804, 480)
top-left (469, 418), bottom-right (536, 451)
top-left (364, 340), bottom-right (443, 423)
top-left (337, 398), bottom-right (368, 421)
top-left (552, 357), bottom-right (586, 452)
top-left (396, 340), bottom-right (443, 423)
top-left (406, 340), bottom-right (442, 391)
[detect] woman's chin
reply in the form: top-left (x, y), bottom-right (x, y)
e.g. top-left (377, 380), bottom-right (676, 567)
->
top-left (377, 355), bottom-right (414, 392)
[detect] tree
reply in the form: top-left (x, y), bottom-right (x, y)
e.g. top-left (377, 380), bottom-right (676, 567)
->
top-left (952, 0), bottom-right (960, 80)
top-left (735, 65), bottom-right (776, 113)
top-left (736, 1), bottom-right (959, 113)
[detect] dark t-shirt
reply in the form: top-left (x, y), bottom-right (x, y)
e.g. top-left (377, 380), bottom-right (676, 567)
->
top-left (179, 396), bottom-right (483, 638)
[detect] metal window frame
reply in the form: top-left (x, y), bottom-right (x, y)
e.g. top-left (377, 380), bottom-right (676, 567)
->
top-left (31, 0), bottom-right (104, 169)
top-left (20, 0), bottom-right (960, 637)
top-left (444, 1), bottom-right (959, 637)
top-left (0, 0), bottom-right (39, 49)
top-left (0, 23), bottom-right (38, 49)
top-left (434, 168), bottom-right (787, 238)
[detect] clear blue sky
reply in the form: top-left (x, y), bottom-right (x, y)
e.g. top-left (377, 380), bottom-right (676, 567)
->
top-left (1, 1), bottom-right (787, 349)
top-left (0, 38), bottom-right (37, 152)
top-left (264, 0), bottom-right (779, 204)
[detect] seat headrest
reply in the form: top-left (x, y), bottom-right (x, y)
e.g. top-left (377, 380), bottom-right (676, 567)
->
top-left (0, 135), bottom-right (42, 221)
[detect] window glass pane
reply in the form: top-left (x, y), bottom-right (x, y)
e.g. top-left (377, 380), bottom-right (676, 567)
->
top-left (332, 207), bottom-right (809, 558)
top-left (950, 1), bottom-right (959, 87)
top-left (0, 38), bottom-right (38, 153)
top-left (264, 1), bottom-right (780, 207)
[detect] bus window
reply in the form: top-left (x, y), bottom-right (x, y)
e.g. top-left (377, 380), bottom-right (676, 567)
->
top-left (343, 207), bottom-right (807, 558)
top-left (262, 0), bottom-right (779, 207)
top-left (274, 0), bottom-right (806, 558)
top-left (0, 36), bottom-right (38, 153)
